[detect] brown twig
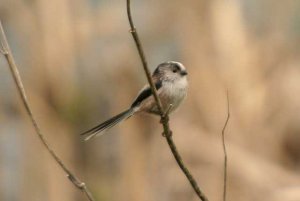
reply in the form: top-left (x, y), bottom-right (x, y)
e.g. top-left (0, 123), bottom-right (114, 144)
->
top-left (126, 1), bottom-right (209, 201)
top-left (222, 91), bottom-right (230, 201)
top-left (0, 21), bottom-right (95, 201)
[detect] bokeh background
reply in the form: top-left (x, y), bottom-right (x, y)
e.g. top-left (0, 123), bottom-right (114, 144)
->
top-left (1, 0), bottom-right (300, 201)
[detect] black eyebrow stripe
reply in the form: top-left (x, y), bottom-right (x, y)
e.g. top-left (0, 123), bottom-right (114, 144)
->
top-left (131, 81), bottom-right (162, 108)
top-left (175, 64), bottom-right (181, 71)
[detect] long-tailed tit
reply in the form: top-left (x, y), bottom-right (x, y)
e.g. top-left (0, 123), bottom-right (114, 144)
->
top-left (81, 61), bottom-right (188, 140)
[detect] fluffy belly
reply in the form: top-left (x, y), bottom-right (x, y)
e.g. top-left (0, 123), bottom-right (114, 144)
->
top-left (144, 80), bottom-right (187, 115)
top-left (161, 85), bottom-right (187, 112)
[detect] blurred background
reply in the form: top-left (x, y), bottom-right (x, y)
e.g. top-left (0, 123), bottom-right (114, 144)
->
top-left (1, 0), bottom-right (300, 201)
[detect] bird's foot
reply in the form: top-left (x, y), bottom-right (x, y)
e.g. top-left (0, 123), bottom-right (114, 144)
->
top-left (160, 115), bottom-right (169, 124)
top-left (162, 130), bottom-right (172, 137)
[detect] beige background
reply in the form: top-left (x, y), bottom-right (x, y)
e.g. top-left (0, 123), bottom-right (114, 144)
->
top-left (1, 0), bottom-right (300, 201)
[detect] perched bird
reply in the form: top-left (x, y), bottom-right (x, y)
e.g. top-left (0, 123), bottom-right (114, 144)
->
top-left (81, 61), bottom-right (188, 140)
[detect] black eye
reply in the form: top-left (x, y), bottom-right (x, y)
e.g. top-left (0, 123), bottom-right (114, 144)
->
top-left (172, 69), bottom-right (178, 73)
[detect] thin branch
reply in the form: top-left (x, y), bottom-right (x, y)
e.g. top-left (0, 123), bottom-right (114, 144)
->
top-left (0, 41), bottom-right (7, 55)
top-left (0, 21), bottom-right (96, 201)
top-left (126, 0), bottom-right (163, 113)
top-left (222, 91), bottom-right (230, 201)
top-left (126, 1), bottom-right (209, 201)
top-left (163, 104), bottom-right (173, 117)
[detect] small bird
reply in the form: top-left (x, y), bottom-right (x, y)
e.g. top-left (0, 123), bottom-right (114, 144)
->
top-left (81, 61), bottom-right (188, 141)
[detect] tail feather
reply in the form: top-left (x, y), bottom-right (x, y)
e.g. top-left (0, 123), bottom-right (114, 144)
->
top-left (81, 108), bottom-right (135, 141)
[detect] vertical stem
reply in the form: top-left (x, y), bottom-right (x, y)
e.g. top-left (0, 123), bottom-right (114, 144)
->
top-left (126, 1), bottom-right (209, 201)
top-left (126, 0), bottom-right (163, 113)
top-left (222, 91), bottom-right (230, 201)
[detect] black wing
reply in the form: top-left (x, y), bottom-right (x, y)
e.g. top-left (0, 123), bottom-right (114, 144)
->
top-left (131, 81), bottom-right (162, 108)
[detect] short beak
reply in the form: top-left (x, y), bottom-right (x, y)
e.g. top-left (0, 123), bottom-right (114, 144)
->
top-left (180, 70), bottom-right (188, 76)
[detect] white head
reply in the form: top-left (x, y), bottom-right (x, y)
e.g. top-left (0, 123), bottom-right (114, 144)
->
top-left (153, 61), bottom-right (188, 82)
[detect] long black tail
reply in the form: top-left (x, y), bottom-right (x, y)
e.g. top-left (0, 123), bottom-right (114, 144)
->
top-left (81, 108), bottom-right (135, 141)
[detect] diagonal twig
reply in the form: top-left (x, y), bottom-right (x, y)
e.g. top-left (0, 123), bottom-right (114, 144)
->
top-left (0, 21), bottom-right (95, 201)
top-left (126, 1), bottom-right (209, 201)
top-left (222, 90), bottom-right (230, 201)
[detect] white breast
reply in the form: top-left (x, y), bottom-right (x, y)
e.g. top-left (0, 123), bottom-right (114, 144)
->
top-left (161, 77), bottom-right (188, 113)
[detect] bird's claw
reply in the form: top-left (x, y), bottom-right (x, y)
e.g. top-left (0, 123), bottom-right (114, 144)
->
top-left (160, 115), bottom-right (169, 124)
top-left (162, 130), bottom-right (172, 137)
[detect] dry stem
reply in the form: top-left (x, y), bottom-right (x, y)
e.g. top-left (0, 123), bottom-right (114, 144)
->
top-left (0, 21), bottom-right (95, 201)
top-left (222, 91), bottom-right (230, 201)
top-left (126, 1), bottom-right (209, 201)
